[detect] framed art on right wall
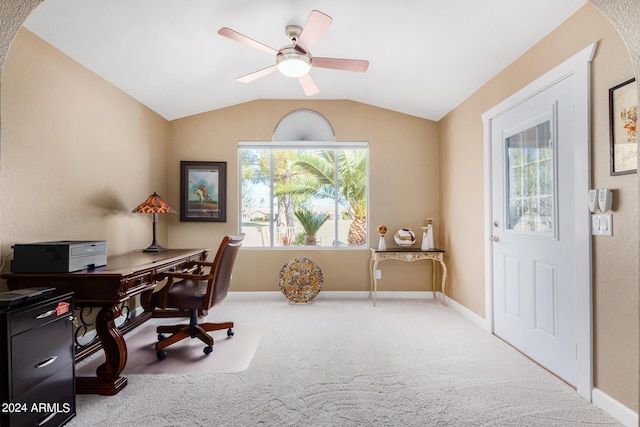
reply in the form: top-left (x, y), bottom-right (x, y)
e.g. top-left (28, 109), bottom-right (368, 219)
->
top-left (609, 77), bottom-right (638, 175)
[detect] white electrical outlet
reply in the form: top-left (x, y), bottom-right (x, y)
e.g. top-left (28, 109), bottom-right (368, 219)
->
top-left (375, 269), bottom-right (382, 279)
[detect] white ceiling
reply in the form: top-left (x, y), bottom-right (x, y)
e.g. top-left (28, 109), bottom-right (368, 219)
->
top-left (22, 0), bottom-right (586, 121)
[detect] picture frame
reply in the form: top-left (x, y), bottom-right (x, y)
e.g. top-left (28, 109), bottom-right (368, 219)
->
top-left (180, 161), bottom-right (227, 222)
top-left (609, 78), bottom-right (638, 175)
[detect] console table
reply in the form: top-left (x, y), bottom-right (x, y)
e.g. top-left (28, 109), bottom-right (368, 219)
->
top-left (2, 248), bottom-right (208, 396)
top-left (370, 248), bottom-right (447, 306)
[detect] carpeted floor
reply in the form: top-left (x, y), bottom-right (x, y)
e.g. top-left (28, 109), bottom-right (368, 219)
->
top-left (68, 296), bottom-right (622, 426)
top-left (76, 320), bottom-right (265, 375)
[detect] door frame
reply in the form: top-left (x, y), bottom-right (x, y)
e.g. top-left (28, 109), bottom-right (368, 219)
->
top-left (481, 43), bottom-right (596, 400)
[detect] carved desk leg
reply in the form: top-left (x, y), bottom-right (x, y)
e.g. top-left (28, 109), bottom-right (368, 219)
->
top-left (76, 305), bottom-right (128, 395)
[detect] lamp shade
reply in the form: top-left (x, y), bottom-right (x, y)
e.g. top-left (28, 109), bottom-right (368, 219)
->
top-left (132, 192), bottom-right (176, 214)
top-left (132, 192), bottom-right (176, 252)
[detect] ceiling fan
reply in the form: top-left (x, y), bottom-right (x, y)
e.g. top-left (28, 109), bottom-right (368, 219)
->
top-left (217, 10), bottom-right (369, 96)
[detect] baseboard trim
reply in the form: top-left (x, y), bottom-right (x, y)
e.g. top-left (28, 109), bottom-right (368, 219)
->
top-left (355, 291), bottom-right (436, 300)
top-left (444, 295), bottom-right (490, 331)
top-left (226, 291), bottom-right (284, 301)
top-left (226, 290), bottom-right (438, 302)
top-left (592, 388), bottom-right (637, 427)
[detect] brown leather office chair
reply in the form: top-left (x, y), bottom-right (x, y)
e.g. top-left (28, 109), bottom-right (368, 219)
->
top-left (149, 234), bottom-right (244, 360)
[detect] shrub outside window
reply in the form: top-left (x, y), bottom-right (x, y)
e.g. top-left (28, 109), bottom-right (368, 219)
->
top-left (239, 142), bottom-right (368, 248)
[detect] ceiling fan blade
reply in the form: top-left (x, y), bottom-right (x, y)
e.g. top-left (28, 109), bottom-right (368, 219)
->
top-left (312, 57), bottom-right (369, 72)
top-left (295, 10), bottom-right (333, 53)
top-left (298, 73), bottom-right (320, 96)
top-left (218, 27), bottom-right (279, 56)
top-left (237, 65), bottom-right (278, 83)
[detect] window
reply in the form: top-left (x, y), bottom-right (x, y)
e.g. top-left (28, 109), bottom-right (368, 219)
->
top-left (239, 142), bottom-right (368, 248)
top-left (505, 120), bottom-right (555, 235)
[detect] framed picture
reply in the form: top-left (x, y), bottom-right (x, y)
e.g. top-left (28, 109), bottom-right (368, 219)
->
top-left (609, 78), bottom-right (638, 175)
top-left (180, 161), bottom-right (227, 222)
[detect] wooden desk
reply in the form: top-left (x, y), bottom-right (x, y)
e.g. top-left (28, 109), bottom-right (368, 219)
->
top-left (370, 248), bottom-right (447, 306)
top-left (2, 248), bottom-right (208, 395)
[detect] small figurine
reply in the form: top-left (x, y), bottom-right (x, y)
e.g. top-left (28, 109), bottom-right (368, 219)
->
top-left (421, 218), bottom-right (434, 250)
top-left (377, 224), bottom-right (387, 250)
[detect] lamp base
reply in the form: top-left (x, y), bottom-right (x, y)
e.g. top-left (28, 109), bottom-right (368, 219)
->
top-left (143, 243), bottom-right (166, 252)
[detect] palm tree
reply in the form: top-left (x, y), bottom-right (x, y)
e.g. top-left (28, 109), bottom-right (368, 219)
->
top-left (280, 150), bottom-right (367, 246)
top-left (242, 149), bottom-right (297, 235)
top-left (294, 209), bottom-right (331, 245)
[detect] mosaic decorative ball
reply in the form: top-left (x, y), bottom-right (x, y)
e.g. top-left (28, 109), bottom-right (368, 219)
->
top-left (377, 224), bottom-right (387, 235)
top-left (279, 257), bottom-right (322, 304)
top-left (394, 228), bottom-right (416, 247)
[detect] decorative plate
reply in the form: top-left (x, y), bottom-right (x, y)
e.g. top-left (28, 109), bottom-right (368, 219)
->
top-left (279, 257), bottom-right (323, 303)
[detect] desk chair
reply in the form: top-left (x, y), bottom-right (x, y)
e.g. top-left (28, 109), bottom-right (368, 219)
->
top-left (150, 234), bottom-right (244, 360)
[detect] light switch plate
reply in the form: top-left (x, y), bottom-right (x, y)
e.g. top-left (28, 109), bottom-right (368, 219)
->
top-left (592, 214), bottom-right (613, 236)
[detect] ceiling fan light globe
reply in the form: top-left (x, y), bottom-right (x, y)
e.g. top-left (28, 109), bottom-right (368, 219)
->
top-left (278, 59), bottom-right (311, 78)
top-left (276, 49), bottom-right (311, 78)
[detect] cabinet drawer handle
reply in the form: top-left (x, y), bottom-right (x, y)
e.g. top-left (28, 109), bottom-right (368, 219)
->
top-left (36, 411), bottom-right (57, 426)
top-left (34, 356), bottom-right (57, 369)
top-left (35, 310), bottom-right (56, 319)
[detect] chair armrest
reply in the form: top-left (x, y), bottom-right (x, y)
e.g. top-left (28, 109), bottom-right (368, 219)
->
top-left (191, 261), bottom-right (215, 268)
top-left (157, 271), bottom-right (210, 281)
top-left (178, 261), bottom-right (214, 276)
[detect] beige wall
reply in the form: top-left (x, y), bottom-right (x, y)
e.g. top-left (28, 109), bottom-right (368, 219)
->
top-left (1, 28), bottom-right (442, 294)
top-left (0, 28), bottom-right (171, 266)
top-left (439, 4), bottom-right (638, 410)
top-left (0, 0), bottom-right (639, 418)
top-left (168, 100), bottom-right (439, 292)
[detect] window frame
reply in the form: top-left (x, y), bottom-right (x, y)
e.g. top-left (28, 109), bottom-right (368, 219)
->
top-left (238, 140), bottom-right (369, 249)
top-left (502, 108), bottom-right (558, 240)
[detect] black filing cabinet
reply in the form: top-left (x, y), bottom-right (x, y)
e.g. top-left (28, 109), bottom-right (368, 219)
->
top-left (0, 292), bottom-right (75, 426)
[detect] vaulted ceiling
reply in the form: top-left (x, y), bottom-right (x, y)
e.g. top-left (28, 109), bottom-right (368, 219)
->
top-left (23, 0), bottom-right (586, 121)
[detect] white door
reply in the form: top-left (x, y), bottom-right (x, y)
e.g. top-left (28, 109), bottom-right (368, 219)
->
top-left (490, 75), bottom-right (577, 385)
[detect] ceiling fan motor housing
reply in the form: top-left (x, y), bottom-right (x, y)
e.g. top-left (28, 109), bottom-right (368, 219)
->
top-left (285, 24), bottom-right (303, 44)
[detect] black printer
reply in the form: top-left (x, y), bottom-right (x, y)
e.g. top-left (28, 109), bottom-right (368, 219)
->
top-left (10, 240), bottom-right (107, 273)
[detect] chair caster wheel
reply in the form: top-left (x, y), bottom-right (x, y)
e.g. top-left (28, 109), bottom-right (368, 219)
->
top-left (157, 333), bottom-right (166, 341)
top-left (227, 328), bottom-right (234, 338)
top-left (157, 350), bottom-right (167, 360)
top-left (204, 345), bottom-right (213, 355)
